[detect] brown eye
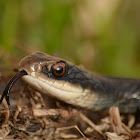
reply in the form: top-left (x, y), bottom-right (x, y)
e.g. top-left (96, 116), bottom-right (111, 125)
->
top-left (52, 62), bottom-right (66, 77)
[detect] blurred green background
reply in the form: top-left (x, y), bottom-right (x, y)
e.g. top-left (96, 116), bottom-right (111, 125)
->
top-left (0, 0), bottom-right (140, 77)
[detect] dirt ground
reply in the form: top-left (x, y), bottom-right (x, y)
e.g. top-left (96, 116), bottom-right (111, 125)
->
top-left (0, 65), bottom-right (140, 140)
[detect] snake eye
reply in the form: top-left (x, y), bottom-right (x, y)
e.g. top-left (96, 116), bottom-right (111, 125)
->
top-left (52, 62), bottom-right (66, 77)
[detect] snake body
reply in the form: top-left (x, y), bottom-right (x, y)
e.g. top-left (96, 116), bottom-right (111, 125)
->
top-left (18, 52), bottom-right (140, 113)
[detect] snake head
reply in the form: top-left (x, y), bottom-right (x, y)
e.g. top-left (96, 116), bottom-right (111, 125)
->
top-left (19, 52), bottom-right (99, 109)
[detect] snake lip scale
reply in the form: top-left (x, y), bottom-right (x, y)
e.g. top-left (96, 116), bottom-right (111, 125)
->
top-left (0, 52), bottom-right (140, 118)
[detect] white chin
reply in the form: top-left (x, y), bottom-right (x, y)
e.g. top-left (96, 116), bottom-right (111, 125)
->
top-left (22, 75), bottom-right (83, 101)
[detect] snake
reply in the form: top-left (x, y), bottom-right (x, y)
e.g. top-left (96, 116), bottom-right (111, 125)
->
top-left (0, 52), bottom-right (140, 118)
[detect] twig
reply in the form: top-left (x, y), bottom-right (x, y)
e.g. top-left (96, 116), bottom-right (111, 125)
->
top-left (79, 112), bottom-right (104, 137)
top-left (56, 125), bottom-right (89, 140)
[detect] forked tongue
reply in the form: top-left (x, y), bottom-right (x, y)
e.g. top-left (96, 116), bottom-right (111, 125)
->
top-left (0, 70), bottom-right (27, 125)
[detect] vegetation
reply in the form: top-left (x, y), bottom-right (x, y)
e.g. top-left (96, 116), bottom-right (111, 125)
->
top-left (0, 0), bottom-right (140, 77)
top-left (0, 1), bottom-right (140, 139)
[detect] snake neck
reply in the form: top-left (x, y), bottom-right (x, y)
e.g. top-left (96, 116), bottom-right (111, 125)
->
top-left (86, 73), bottom-right (140, 112)
top-left (92, 73), bottom-right (140, 94)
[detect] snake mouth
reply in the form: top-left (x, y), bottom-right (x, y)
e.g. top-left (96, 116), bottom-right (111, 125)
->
top-left (21, 73), bottom-right (96, 110)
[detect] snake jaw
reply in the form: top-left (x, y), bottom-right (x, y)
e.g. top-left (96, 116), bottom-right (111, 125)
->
top-left (21, 73), bottom-right (98, 109)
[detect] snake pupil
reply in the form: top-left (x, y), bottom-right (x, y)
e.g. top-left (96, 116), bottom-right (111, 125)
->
top-left (52, 62), bottom-right (66, 77)
top-left (56, 66), bottom-right (63, 74)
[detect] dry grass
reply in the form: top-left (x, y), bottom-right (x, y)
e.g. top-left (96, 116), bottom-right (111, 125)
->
top-left (0, 73), bottom-right (139, 140)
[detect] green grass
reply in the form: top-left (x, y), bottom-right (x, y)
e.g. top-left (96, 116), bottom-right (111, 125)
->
top-left (0, 0), bottom-right (140, 78)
